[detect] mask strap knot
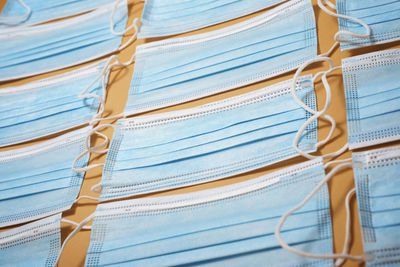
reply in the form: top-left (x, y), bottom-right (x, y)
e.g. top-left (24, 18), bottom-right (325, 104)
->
top-left (0, 0), bottom-right (31, 24)
top-left (275, 162), bottom-right (374, 263)
top-left (317, 0), bottom-right (371, 42)
top-left (54, 213), bottom-right (95, 266)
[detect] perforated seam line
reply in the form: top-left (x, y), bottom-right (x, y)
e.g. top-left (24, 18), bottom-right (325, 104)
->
top-left (126, 78), bottom-right (314, 129)
top-left (98, 160), bottom-right (322, 214)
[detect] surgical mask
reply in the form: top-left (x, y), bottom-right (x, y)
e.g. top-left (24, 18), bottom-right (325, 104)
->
top-left (318, 0), bottom-right (399, 50)
top-left (82, 158), bottom-right (334, 266)
top-left (0, 127), bottom-right (90, 227)
top-left (124, 0), bottom-right (317, 115)
top-left (342, 48), bottom-right (400, 149)
top-left (0, 214), bottom-right (61, 267)
top-left (0, 0), bottom-right (116, 27)
top-left (138, 0), bottom-right (286, 38)
top-left (352, 145), bottom-right (400, 266)
top-left (0, 0), bottom-right (131, 81)
top-left (0, 60), bottom-right (107, 147)
top-left (96, 76), bottom-right (318, 201)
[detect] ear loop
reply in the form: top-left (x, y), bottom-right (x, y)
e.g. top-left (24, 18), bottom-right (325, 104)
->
top-left (335, 187), bottom-right (356, 267)
top-left (275, 161), bottom-right (374, 263)
top-left (317, 0), bottom-right (371, 44)
top-left (292, 57), bottom-right (348, 160)
top-left (54, 213), bottom-right (95, 266)
top-left (0, 0), bottom-right (31, 24)
top-left (111, 0), bottom-right (140, 51)
top-left (71, 0), bottom-right (141, 173)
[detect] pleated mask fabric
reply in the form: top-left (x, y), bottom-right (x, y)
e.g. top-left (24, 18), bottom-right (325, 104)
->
top-left (0, 60), bottom-right (107, 148)
top-left (353, 145), bottom-right (400, 266)
top-left (336, 0), bottom-right (400, 50)
top-left (97, 76), bottom-right (317, 201)
top-left (0, 0), bottom-right (128, 81)
top-left (85, 158), bottom-right (333, 267)
top-left (124, 0), bottom-right (317, 115)
top-left (138, 0), bottom-right (286, 38)
top-left (342, 48), bottom-right (400, 149)
top-left (0, 0), bottom-right (116, 28)
top-left (0, 127), bottom-right (90, 227)
top-left (0, 214), bottom-right (61, 267)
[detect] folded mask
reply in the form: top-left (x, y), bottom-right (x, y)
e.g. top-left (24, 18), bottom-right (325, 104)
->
top-left (97, 76), bottom-right (317, 201)
top-left (336, 0), bottom-right (400, 50)
top-left (124, 0), bottom-right (317, 115)
top-left (0, 60), bottom-right (107, 147)
top-left (0, 1), bottom-right (128, 81)
top-left (0, 214), bottom-right (61, 267)
top-left (138, 0), bottom-right (286, 38)
top-left (342, 48), bottom-right (400, 149)
top-left (0, 0), bottom-right (116, 27)
top-left (0, 127), bottom-right (90, 227)
top-left (352, 145), bottom-right (400, 266)
top-left (85, 158), bottom-right (333, 267)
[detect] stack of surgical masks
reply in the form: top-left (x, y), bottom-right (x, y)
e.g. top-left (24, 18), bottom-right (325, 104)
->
top-left (1, 0), bottom-right (400, 266)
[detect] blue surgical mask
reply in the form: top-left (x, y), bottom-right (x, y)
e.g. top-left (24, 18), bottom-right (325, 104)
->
top-left (0, 214), bottom-right (61, 267)
top-left (138, 0), bottom-right (286, 38)
top-left (335, 0), bottom-right (400, 50)
top-left (124, 0), bottom-right (317, 115)
top-left (0, 0), bottom-right (116, 27)
top-left (96, 76), bottom-right (318, 201)
top-left (85, 158), bottom-right (333, 266)
top-left (352, 145), bottom-right (400, 266)
top-left (342, 48), bottom-right (400, 149)
top-left (0, 128), bottom-right (90, 227)
top-left (0, 1), bottom-right (128, 81)
top-left (0, 60), bottom-right (107, 147)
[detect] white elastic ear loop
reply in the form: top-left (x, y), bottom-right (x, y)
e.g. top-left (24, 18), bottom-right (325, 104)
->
top-left (110, 0), bottom-right (139, 51)
top-left (79, 56), bottom-right (120, 127)
top-left (335, 187), bottom-right (357, 267)
top-left (324, 158), bottom-right (352, 169)
top-left (73, 195), bottom-right (99, 204)
top-left (61, 219), bottom-right (92, 230)
top-left (324, 0), bottom-right (336, 10)
top-left (54, 213), bottom-right (95, 267)
top-left (0, 0), bottom-right (31, 24)
top-left (292, 57), bottom-right (346, 159)
top-left (275, 162), bottom-right (374, 262)
top-left (317, 0), bottom-right (371, 42)
top-left (72, 124), bottom-right (117, 173)
top-left (91, 183), bottom-right (102, 194)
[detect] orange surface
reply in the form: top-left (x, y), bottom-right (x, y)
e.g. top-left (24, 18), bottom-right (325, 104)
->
top-left (0, 1), bottom-right (399, 266)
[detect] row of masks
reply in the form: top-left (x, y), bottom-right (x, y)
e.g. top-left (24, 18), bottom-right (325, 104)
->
top-left (0, 0), bottom-right (287, 37)
top-left (3, 145), bottom-right (398, 266)
top-left (1, 46), bottom-right (399, 226)
top-left (0, 0), bottom-right (318, 148)
top-left (4, 0), bottom-right (400, 149)
top-left (3, 0), bottom-right (399, 50)
top-left (94, 47), bottom-right (400, 201)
